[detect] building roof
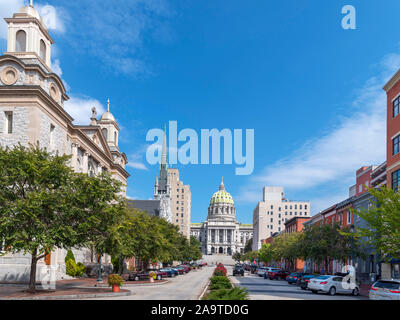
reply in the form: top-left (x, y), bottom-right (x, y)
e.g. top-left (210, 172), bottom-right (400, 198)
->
top-left (210, 178), bottom-right (234, 205)
top-left (127, 200), bottom-right (160, 217)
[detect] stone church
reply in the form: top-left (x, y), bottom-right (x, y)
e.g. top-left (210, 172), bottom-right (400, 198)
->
top-left (190, 179), bottom-right (253, 256)
top-left (0, 3), bottom-right (129, 282)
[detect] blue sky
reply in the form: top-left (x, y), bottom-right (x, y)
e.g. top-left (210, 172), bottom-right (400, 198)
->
top-left (1, 0), bottom-right (400, 224)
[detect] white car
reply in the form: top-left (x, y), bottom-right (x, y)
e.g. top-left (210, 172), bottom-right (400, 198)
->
top-left (308, 275), bottom-right (359, 296)
top-left (257, 267), bottom-right (267, 277)
top-left (369, 279), bottom-right (400, 300)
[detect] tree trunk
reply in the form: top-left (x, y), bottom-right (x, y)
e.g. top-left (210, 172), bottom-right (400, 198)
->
top-left (28, 249), bottom-right (38, 292)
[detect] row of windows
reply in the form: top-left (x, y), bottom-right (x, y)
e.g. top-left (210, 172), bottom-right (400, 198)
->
top-left (16, 30), bottom-right (47, 61)
top-left (269, 204), bottom-right (308, 210)
top-left (393, 169), bottom-right (400, 191)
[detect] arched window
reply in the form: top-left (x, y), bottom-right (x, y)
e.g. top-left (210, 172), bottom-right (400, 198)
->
top-left (40, 40), bottom-right (46, 61)
top-left (114, 131), bottom-right (117, 145)
top-left (102, 128), bottom-right (108, 140)
top-left (16, 30), bottom-right (27, 52)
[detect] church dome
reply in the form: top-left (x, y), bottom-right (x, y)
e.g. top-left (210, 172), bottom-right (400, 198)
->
top-left (19, 6), bottom-right (42, 21)
top-left (210, 178), bottom-right (234, 205)
top-left (100, 111), bottom-right (115, 122)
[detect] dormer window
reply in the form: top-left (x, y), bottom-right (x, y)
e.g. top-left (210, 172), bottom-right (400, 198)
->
top-left (16, 30), bottom-right (26, 52)
top-left (102, 128), bottom-right (108, 140)
top-left (40, 40), bottom-right (46, 61)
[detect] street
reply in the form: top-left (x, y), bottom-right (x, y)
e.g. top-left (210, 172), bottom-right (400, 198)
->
top-left (229, 269), bottom-right (367, 300)
top-left (89, 266), bottom-right (214, 300)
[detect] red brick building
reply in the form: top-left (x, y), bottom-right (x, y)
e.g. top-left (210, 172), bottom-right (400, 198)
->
top-left (284, 217), bottom-right (310, 272)
top-left (384, 70), bottom-right (400, 190)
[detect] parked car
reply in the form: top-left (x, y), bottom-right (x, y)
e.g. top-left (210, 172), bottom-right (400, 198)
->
top-left (267, 270), bottom-right (290, 280)
top-left (233, 265), bottom-right (245, 276)
top-left (308, 275), bottom-right (359, 296)
top-left (286, 272), bottom-right (304, 284)
top-left (176, 265), bottom-right (190, 273)
top-left (174, 266), bottom-right (185, 275)
top-left (369, 279), bottom-right (400, 300)
top-left (128, 270), bottom-right (166, 281)
top-left (160, 267), bottom-right (178, 277)
top-left (297, 274), bottom-right (317, 290)
top-left (257, 267), bottom-right (268, 277)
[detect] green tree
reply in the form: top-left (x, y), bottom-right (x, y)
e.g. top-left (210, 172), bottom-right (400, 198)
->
top-left (301, 223), bottom-right (362, 273)
top-left (244, 238), bottom-right (253, 254)
top-left (353, 187), bottom-right (400, 261)
top-left (0, 144), bottom-right (80, 291)
top-left (232, 252), bottom-right (242, 263)
top-left (0, 144), bottom-right (127, 291)
top-left (258, 243), bottom-right (275, 265)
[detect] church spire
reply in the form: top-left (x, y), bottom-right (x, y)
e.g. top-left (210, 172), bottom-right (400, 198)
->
top-left (161, 124), bottom-right (168, 167)
top-left (30, 0), bottom-right (34, 7)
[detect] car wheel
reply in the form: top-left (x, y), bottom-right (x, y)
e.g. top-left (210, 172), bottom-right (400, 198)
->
top-left (157, 275), bottom-right (162, 280)
top-left (311, 290), bottom-right (318, 294)
top-left (352, 288), bottom-right (359, 296)
top-left (329, 287), bottom-right (336, 296)
top-left (301, 287), bottom-right (306, 290)
top-left (277, 276), bottom-right (281, 280)
top-left (134, 276), bottom-right (139, 281)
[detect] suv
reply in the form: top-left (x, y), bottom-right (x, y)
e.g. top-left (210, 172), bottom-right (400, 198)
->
top-left (233, 265), bottom-right (245, 276)
top-left (370, 279), bottom-right (400, 300)
top-left (268, 270), bottom-right (290, 280)
top-left (257, 267), bottom-right (268, 277)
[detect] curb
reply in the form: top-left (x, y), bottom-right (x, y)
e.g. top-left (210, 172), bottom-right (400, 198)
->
top-left (198, 279), bottom-right (211, 300)
top-left (123, 280), bottom-right (169, 287)
top-left (0, 290), bottom-right (133, 300)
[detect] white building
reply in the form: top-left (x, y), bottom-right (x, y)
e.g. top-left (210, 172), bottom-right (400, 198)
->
top-left (252, 187), bottom-right (310, 251)
top-left (0, 3), bottom-right (129, 282)
top-left (190, 179), bottom-right (253, 255)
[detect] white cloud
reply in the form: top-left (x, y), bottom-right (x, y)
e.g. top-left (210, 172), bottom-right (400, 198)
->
top-left (127, 147), bottom-right (150, 171)
top-left (64, 95), bottom-right (105, 125)
top-left (127, 162), bottom-right (149, 171)
top-left (236, 52), bottom-right (400, 213)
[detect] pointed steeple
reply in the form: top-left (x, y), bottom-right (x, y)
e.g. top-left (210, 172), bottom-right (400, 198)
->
top-left (161, 124), bottom-right (168, 168)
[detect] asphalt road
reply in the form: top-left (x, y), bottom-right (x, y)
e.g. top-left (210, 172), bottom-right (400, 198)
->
top-left (229, 270), bottom-right (367, 300)
top-left (89, 266), bottom-right (214, 300)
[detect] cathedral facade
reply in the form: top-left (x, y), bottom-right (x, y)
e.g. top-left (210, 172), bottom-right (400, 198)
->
top-left (0, 4), bottom-right (129, 282)
top-left (190, 179), bottom-right (253, 256)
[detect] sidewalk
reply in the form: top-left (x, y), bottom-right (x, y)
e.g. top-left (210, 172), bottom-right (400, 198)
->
top-left (0, 278), bottom-right (132, 300)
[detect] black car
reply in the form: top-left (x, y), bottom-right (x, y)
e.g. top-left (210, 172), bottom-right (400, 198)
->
top-left (233, 265), bottom-right (244, 276)
top-left (297, 274), bottom-right (317, 290)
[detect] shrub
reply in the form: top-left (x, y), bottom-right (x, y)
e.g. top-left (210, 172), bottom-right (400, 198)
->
top-left (66, 258), bottom-right (86, 277)
top-left (213, 264), bottom-right (227, 277)
top-left (65, 258), bottom-right (77, 277)
top-left (209, 276), bottom-right (232, 290)
top-left (76, 262), bottom-right (86, 277)
top-left (65, 250), bottom-right (75, 264)
top-left (203, 287), bottom-right (249, 300)
top-left (108, 274), bottom-right (123, 287)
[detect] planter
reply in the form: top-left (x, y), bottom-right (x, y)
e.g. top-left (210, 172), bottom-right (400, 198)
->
top-left (112, 284), bottom-right (120, 293)
top-left (149, 277), bottom-right (155, 283)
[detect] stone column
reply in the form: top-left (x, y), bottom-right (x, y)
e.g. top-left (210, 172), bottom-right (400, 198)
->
top-left (71, 143), bottom-right (78, 170)
top-left (82, 152), bottom-right (89, 174)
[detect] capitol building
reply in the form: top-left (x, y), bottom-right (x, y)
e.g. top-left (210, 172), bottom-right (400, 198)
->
top-left (190, 179), bottom-right (253, 255)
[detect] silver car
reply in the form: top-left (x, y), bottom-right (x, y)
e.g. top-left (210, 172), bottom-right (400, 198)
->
top-left (369, 279), bottom-right (400, 300)
top-left (308, 275), bottom-right (359, 296)
top-left (257, 267), bottom-right (267, 277)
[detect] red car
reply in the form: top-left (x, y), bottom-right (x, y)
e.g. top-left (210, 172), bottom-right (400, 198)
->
top-left (176, 265), bottom-right (190, 273)
top-left (268, 270), bottom-right (290, 280)
top-left (128, 269), bottom-right (167, 281)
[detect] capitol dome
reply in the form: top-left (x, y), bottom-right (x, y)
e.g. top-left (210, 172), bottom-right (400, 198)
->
top-left (210, 180), bottom-right (234, 205)
top-left (208, 178), bottom-right (236, 220)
